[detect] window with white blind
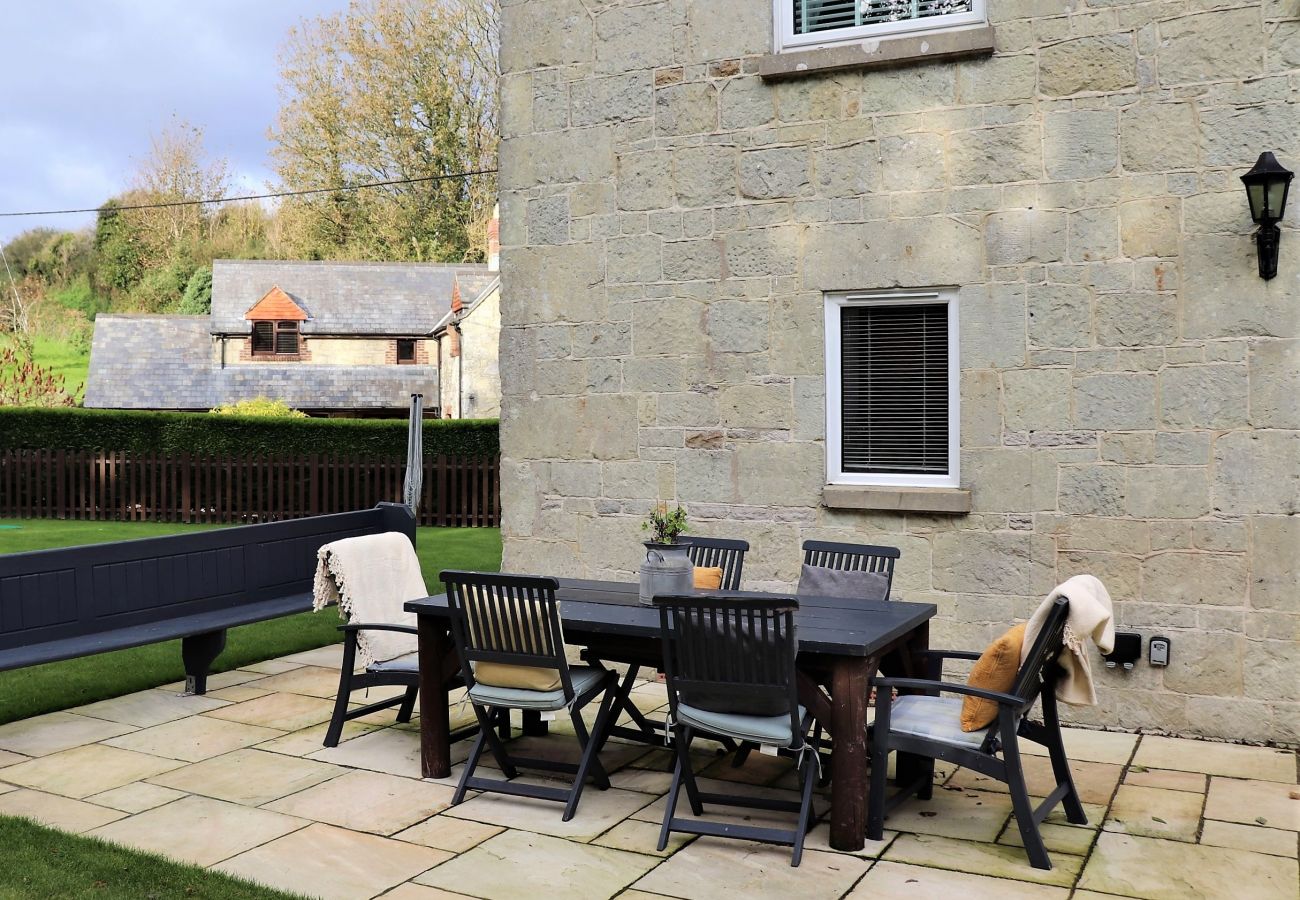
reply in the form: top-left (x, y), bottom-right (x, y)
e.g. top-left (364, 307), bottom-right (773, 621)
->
top-left (777, 0), bottom-right (986, 52)
top-left (824, 290), bottom-right (959, 488)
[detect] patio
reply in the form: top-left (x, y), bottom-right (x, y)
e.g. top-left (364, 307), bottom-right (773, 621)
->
top-left (0, 643), bottom-right (1294, 900)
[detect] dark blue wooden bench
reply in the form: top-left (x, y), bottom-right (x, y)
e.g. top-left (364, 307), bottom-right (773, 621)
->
top-left (0, 503), bottom-right (415, 694)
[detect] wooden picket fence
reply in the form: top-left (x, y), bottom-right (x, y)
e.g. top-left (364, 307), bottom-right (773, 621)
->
top-left (0, 449), bottom-right (499, 527)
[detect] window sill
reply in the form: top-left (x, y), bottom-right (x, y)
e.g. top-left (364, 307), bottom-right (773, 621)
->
top-left (823, 484), bottom-right (971, 515)
top-left (760, 24), bottom-right (995, 81)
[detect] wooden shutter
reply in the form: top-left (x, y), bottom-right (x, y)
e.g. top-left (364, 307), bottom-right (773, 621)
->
top-left (275, 322), bottom-right (298, 354)
top-left (251, 321), bottom-right (274, 353)
top-left (794, 0), bottom-right (975, 35)
top-left (840, 302), bottom-right (949, 475)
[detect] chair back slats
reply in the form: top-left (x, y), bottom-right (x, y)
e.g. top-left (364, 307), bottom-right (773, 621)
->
top-left (1010, 597), bottom-right (1070, 708)
top-left (654, 595), bottom-right (802, 747)
top-left (801, 539), bottom-right (900, 595)
top-left (679, 536), bottom-right (749, 591)
top-left (440, 570), bottom-right (569, 684)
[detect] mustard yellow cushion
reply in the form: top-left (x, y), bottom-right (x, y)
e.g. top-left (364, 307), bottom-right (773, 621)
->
top-left (475, 662), bottom-right (562, 692)
top-left (694, 566), bottom-right (724, 590)
top-left (960, 623), bottom-right (1026, 732)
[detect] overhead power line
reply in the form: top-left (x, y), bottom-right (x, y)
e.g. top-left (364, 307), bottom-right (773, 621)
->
top-left (0, 169), bottom-right (499, 219)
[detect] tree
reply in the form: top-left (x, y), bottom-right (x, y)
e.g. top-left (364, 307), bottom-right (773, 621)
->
top-left (128, 118), bottom-right (230, 263)
top-left (271, 0), bottom-right (499, 262)
top-left (0, 343), bottom-right (76, 407)
top-left (179, 266), bottom-right (213, 314)
top-left (211, 397), bottom-right (307, 418)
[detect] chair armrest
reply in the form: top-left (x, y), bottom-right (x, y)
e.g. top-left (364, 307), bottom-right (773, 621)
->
top-left (915, 649), bottom-right (982, 662)
top-left (336, 623), bottom-right (420, 636)
top-left (873, 676), bottom-right (1022, 707)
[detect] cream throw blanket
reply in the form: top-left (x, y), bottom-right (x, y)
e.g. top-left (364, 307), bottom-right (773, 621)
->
top-left (312, 532), bottom-right (425, 668)
top-left (1022, 574), bottom-right (1115, 706)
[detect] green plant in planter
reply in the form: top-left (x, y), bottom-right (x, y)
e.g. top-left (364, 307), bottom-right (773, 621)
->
top-left (642, 502), bottom-right (689, 545)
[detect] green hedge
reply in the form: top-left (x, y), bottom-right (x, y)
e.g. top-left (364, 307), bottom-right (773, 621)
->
top-left (0, 407), bottom-right (498, 458)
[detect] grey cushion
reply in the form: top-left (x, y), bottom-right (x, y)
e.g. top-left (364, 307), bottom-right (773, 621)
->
top-left (367, 652), bottom-right (419, 674)
top-left (887, 695), bottom-right (990, 749)
top-left (677, 702), bottom-right (806, 747)
top-left (797, 564), bottom-right (890, 602)
top-left (468, 665), bottom-right (607, 711)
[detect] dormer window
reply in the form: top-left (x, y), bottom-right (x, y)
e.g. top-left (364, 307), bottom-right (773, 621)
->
top-left (252, 321), bottom-right (300, 356)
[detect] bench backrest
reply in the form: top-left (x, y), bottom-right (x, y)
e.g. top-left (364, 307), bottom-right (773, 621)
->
top-left (0, 503), bottom-right (415, 653)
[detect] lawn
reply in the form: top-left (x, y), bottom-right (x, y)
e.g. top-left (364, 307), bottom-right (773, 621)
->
top-left (30, 335), bottom-right (90, 400)
top-left (0, 816), bottom-right (308, 899)
top-left (0, 518), bottom-right (501, 725)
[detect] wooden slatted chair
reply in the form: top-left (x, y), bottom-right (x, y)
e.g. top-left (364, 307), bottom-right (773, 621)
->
top-left (595, 536), bottom-right (749, 747)
top-left (801, 539), bottom-right (900, 594)
top-left (441, 570), bottom-right (619, 822)
top-left (867, 597), bottom-right (1087, 870)
top-left (654, 594), bottom-right (822, 867)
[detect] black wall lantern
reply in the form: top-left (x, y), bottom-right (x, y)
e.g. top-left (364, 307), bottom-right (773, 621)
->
top-left (1241, 151), bottom-right (1293, 279)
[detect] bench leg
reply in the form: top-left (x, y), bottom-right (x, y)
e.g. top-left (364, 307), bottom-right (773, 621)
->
top-left (181, 629), bottom-right (227, 695)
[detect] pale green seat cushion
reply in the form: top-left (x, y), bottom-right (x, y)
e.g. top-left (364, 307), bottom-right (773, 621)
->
top-left (367, 652), bottom-right (419, 674)
top-left (677, 702), bottom-right (805, 747)
top-left (888, 694), bottom-right (989, 750)
top-left (467, 665), bottom-right (606, 711)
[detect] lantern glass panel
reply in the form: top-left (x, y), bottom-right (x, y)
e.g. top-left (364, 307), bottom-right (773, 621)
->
top-left (1266, 179), bottom-right (1289, 221)
top-left (1247, 183), bottom-right (1266, 222)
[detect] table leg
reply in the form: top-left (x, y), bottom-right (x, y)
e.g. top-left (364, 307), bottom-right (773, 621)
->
top-left (522, 709), bottom-right (549, 736)
top-left (417, 615), bottom-right (454, 779)
top-left (829, 655), bottom-right (871, 851)
top-left (894, 621), bottom-right (932, 795)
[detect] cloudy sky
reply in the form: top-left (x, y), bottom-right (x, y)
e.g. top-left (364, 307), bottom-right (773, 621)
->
top-left (0, 0), bottom-right (349, 243)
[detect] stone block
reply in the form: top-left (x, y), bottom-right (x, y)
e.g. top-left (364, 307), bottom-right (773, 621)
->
top-left (735, 441), bottom-right (823, 508)
top-left (947, 123), bottom-right (1040, 185)
top-left (813, 142), bottom-right (881, 199)
top-left (859, 63), bottom-right (956, 114)
top-left (655, 82), bottom-right (717, 136)
top-left (1039, 35), bottom-right (1136, 96)
top-left (961, 370), bottom-right (1002, 448)
top-left (1249, 339), bottom-right (1299, 428)
top-left (1058, 465), bottom-right (1127, 516)
top-left (720, 383), bottom-right (791, 429)
top-left (1213, 431), bottom-right (1299, 515)
top-left (501, 0), bottom-right (593, 73)
top-left (803, 219), bottom-right (982, 291)
top-left (1043, 110), bottom-right (1118, 180)
top-left (1154, 431), bottom-right (1210, 465)
top-left (686, 0), bottom-right (771, 60)
top-left (1095, 293), bottom-right (1178, 347)
top-left (932, 532), bottom-right (1056, 596)
top-left (631, 299), bottom-right (707, 357)
top-left (1101, 432), bottom-right (1154, 464)
top-left (1058, 550), bottom-right (1141, 599)
top-left (1181, 191), bottom-right (1250, 235)
top-left (879, 133), bottom-right (946, 192)
top-left (675, 449), bottom-right (737, 504)
top-left (1068, 207), bottom-right (1119, 263)
top-left (985, 210), bottom-right (1067, 265)
top-left (1200, 103), bottom-right (1300, 168)
top-left (955, 54), bottom-right (1037, 105)
top-left (526, 195), bottom-right (570, 245)
top-left (571, 73), bottom-right (653, 127)
top-left (960, 284), bottom-right (1026, 369)
top-left (594, 2), bottom-right (679, 73)
top-left (1161, 633), bottom-right (1244, 695)
top-left (616, 151), bottom-right (674, 212)
top-left (601, 461), bottom-right (659, 500)
top-left (1027, 284), bottom-right (1093, 349)
top-left (1003, 367), bottom-right (1072, 431)
top-left (1141, 552), bottom-right (1249, 607)
top-left (1250, 516), bottom-right (1299, 611)
top-left (1127, 466), bottom-right (1211, 518)
top-left (1158, 9), bottom-right (1263, 86)
top-left (1182, 235), bottom-right (1297, 339)
top-left (673, 145), bottom-right (737, 208)
top-left (1242, 639), bottom-right (1299, 702)
top-left (503, 394), bottom-right (639, 461)
top-left (1119, 198), bottom-right (1180, 259)
top-left (653, 389), bottom-right (718, 428)
top-left (1073, 373), bottom-right (1157, 430)
top-left (663, 239), bottom-right (723, 282)
top-left (500, 127), bottom-right (613, 189)
top-left (706, 301), bottom-right (769, 353)
top-left (501, 243), bottom-right (605, 326)
top-left (1159, 365), bottom-right (1249, 429)
top-left (1062, 517), bottom-right (1149, 554)
top-left (964, 449), bottom-right (1033, 512)
top-left (724, 226), bottom-right (800, 278)
top-left (739, 146), bottom-right (812, 200)
top-left (719, 77), bottom-right (774, 130)
top-left (1119, 102), bottom-right (1199, 173)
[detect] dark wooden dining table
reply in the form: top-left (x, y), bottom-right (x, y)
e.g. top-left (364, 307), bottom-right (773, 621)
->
top-left (405, 578), bottom-right (936, 852)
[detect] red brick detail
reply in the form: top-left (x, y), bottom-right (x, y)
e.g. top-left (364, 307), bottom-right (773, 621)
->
top-left (244, 286), bottom-right (307, 321)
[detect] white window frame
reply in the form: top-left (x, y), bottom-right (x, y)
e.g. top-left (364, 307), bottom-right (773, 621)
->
top-left (775, 0), bottom-right (987, 53)
top-left (824, 289), bottom-right (960, 489)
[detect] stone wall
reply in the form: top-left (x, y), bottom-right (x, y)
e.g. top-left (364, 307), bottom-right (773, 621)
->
top-left (438, 284), bottom-right (503, 419)
top-left (497, 0), bottom-right (1299, 743)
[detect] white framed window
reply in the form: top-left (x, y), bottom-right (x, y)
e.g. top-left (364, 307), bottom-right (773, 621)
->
top-left (824, 289), bottom-right (960, 488)
top-left (776, 0), bottom-right (987, 53)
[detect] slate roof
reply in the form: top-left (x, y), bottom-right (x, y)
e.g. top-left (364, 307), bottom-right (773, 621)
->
top-left (84, 315), bottom-right (436, 411)
top-left (209, 259), bottom-right (490, 336)
top-left (433, 276), bottom-right (501, 336)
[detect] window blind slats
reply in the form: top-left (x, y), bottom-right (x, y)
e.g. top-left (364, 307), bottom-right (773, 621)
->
top-left (794, 0), bottom-right (974, 35)
top-left (251, 322), bottom-right (274, 353)
top-left (840, 303), bottom-right (949, 476)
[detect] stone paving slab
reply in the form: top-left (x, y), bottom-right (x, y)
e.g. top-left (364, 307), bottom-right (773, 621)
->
top-left (0, 711), bottom-right (134, 756)
top-left (631, 836), bottom-right (868, 899)
top-left (1204, 777), bottom-right (1300, 832)
top-left (0, 787), bottom-right (127, 832)
top-left (246, 665), bottom-right (345, 699)
top-left (72, 688), bottom-right (230, 727)
top-left (87, 781), bottom-right (189, 814)
top-left (204, 692), bottom-right (337, 732)
top-left (1104, 783), bottom-right (1205, 842)
top-left (1199, 819), bottom-right (1299, 858)
top-left (1077, 832), bottom-right (1300, 900)
top-left (1131, 735), bottom-right (1297, 783)
top-left (265, 770), bottom-right (456, 835)
top-left (148, 748), bottom-right (344, 806)
top-left (104, 714), bottom-right (284, 762)
top-left (847, 859), bottom-right (1072, 899)
top-left (0, 743), bottom-right (183, 799)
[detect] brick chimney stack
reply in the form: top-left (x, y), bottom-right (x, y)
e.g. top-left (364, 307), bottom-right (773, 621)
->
top-left (487, 204), bottom-right (500, 272)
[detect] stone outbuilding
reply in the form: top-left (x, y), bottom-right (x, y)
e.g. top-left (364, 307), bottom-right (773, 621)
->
top-left (496, 0), bottom-right (1299, 742)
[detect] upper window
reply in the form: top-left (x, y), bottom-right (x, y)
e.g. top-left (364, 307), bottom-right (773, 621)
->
top-left (251, 321), bottom-right (299, 356)
top-left (777, 0), bottom-right (986, 51)
top-left (824, 290), bottom-right (959, 488)
top-left (396, 339), bottom-right (417, 364)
